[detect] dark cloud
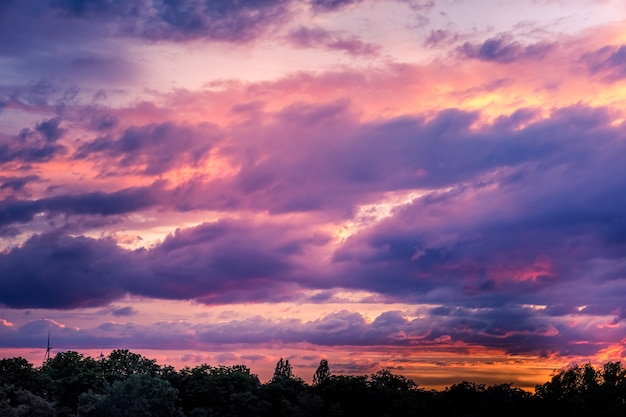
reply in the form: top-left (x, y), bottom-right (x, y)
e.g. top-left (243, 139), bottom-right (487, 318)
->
top-left (492, 107), bottom-right (538, 130)
top-left (89, 113), bottom-right (117, 131)
top-left (7, 79), bottom-right (79, 109)
top-left (0, 185), bottom-right (162, 227)
top-left (49, 0), bottom-right (139, 18)
top-left (0, 232), bottom-right (132, 309)
top-left (424, 29), bottom-right (458, 48)
top-left (0, 219), bottom-right (307, 309)
top-left (0, 141), bottom-right (64, 164)
top-left (35, 117), bottom-right (64, 142)
top-left (193, 310), bottom-right (405, 346)
top-left (0, 175), bottom-right (40, 192)
top-left (459, 35), bottom-right (554, 63)
top-left (164, 103), bottom-right (621, 221)
top-left (287, 26), bottom-right (380, 56)
top-left (75, 122), bottom-right (219, 175)
top-left (141, 0), bottom-right (290, 42)
top-left (0, 226), bottom-right (20, 237)
top-left (111, 306), bottom-right (139, 317)
top-left (0, 1), bottom-right (280, 89)
top-left (309, 0), bottom-right (364, 12)
top-left (1, 306), bottom-right (607, 358)
top-left (0, 118), bottom-right (67, 164)
top-left (0, 0), bottom-right (381, 48)
top-left (44, 0), bottom-right (291, 43)
top-left (318, 105), bottom-right (626, 309)
top-left (581, 44), bottom-right (626, 81)
top-left (138, 220), bottom-right (305, 303)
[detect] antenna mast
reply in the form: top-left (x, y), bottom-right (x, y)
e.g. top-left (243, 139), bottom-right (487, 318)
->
top-left (44, 330), bottom-right (52, 363)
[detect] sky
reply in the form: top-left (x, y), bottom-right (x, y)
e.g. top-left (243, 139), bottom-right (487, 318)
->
top-left (1, 0), bottom-right (626, 391)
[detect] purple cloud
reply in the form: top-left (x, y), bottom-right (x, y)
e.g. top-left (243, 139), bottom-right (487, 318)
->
top-left (0, 218), bottom-right (312, 309)
top-left (75, 122), bottom-right (220, 175)
top-left (2, 305), bottom-right (621, 359)
top-left (424, 29), bottom-right (459, 48)
top-left (309, 0), bottom-right (364, 11)
top-left (6, 79), bottom-right (79, 109)
top-left (0, 184), bottom-right (162, 227)
top-left (0, 116), bottom-right (68, 164)
top-left (2, 104), bottom-right (625, 315)
top-left (459, 35), bottom-right (554, 63)
top-left (581, 44), bottom-right (626, 81)
top-left (20, 0), bottom-right (292, 43)
top-left (141, 0), bottom-right (290, 42)
top-left (287, 26), bottom-right (380, 56)
top-left (111, 306), bottom-right (139, 317)
top-left (0, 175), bottom-right (40, 192)
top-left (0, 232), bottom-right (132, 309)
top-left (0, 0), bottom-right (388, 48)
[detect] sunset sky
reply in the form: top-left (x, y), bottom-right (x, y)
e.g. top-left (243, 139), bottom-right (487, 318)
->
top-left (1, 0), bottom-right (626, 391)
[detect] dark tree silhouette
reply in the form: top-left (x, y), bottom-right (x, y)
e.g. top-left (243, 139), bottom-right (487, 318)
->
top-left (369, 369), bottom-right (417, 391)
top-left (312, 359), bottom-right (330, 386)
top-left (1, 351), bottom-right (626, 417)
top-left (600, 361), bottom-right (626, 406)
top-left (0, 383), bottom-right (56, 417)
top-left (100, 349), bottom-right (161, 382)
top-left (41, 351), bottom-right (104, 417)
top-left (271, 358), bottom-right (293, 382)
top-left (0, 357), bottom-right (41, 394)
top-left (78, 373), bottom-right (183, 417)
top-left (177, 364), bottom-right (261, 416)
top-left (314, 375), bottom-right (370, 416)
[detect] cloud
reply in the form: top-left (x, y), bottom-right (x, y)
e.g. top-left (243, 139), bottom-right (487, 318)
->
top-left (170, 104), bottom-right (552, 215)
top-left (0, 175), bottom-right (40, 192)
top-left (5, 79), bottom-right (79, 109)
top-left (2, 305), bottom-right (620, 359)
top-left (0, 232), bottom-right (132, 309)
top-left (87, 113), bottom-right (117, 131)
top-left (0, 226), bottom-right (20, 237)
top-left (0, 0), bottom-right (390, 49)
top-left (0, 218), bottom-right (312, 309)
top-left (138, 220), bottom-right (312, 304)
top-left (459, 35), bottom-right (554, 63)
top-left (0, 117), bottom-right (68, 164)
top-left (309, 0), bottom-right (364, 12)
top-left (111, 306), bottom-right (139, 317)
top-left (0, 184), bottom-right (162, 227)
top-left (424, 29), bottom-right (459, 48)
top-left (144, 0), bottom-right (291, 42)
top-left (287, 26), bottom-right (380, 56)
top-left (35, 117), bottom-right (64, 142)
top-left (581, 44), bottom-right (626, 81)
top-left (49, 0), bottom-right (138, 18)
top-left (43, 0), bottom-right (293, 43)
top-left (3, 103), bottom-right (625, 315)
top-left (322, 105), bottom-right (626, 307)
top-left (74, 122), bottom-right (220, 175)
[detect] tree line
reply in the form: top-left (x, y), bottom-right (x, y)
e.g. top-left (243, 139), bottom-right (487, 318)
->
top-left (1, 350), bottom-right (625, 416)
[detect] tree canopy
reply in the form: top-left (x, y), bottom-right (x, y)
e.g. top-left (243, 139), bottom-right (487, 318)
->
top-left (0, 351), bottom-right (625, 417)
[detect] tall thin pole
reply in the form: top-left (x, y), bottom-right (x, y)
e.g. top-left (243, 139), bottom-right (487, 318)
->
top-left (44, 330), bottom-right (51, 363)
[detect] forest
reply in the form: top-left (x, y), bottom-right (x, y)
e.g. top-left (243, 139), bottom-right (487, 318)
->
top-left (1, 350), bottom-right (625, 417)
